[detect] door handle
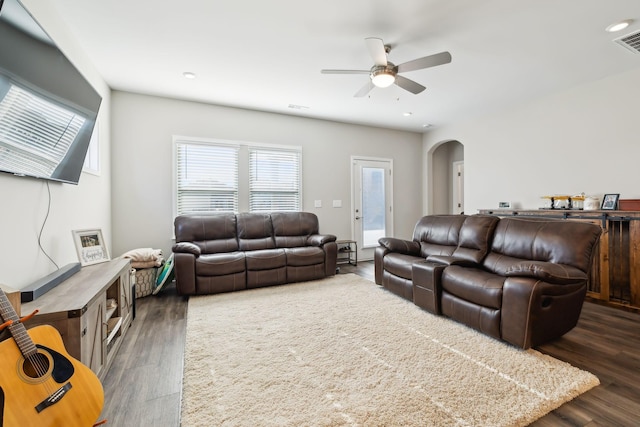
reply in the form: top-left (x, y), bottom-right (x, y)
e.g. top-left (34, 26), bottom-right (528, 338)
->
top-left (355, 216), bottom-right (362, 220)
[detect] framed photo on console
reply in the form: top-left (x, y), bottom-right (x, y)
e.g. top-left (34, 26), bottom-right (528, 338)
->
top-left (601, 193), bottom-right (620, 210)
top-left (72, 229), bottom-right (110, 266)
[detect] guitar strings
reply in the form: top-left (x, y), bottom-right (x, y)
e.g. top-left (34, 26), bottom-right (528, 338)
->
top-left (16, 325), bottom-right (56, 394)
top-left (0, 296), bottom-right (57, 396)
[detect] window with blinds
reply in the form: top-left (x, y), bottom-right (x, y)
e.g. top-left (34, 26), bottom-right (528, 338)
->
top-left (0, 84), bottom-right (85, 178)
top-left (174, 138), bottom-right (301, 216)
top-left (249, 147), bottom-right (301, 212)
top-left (175, 142), bottom-right (239, 215)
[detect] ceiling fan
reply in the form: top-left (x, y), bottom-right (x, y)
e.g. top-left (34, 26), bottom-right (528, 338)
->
top-left (321, 37), bottom-right (451, 97)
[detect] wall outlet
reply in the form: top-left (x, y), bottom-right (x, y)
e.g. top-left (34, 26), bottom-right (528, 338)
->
top-left (314, 200), bottom-right (322, 208)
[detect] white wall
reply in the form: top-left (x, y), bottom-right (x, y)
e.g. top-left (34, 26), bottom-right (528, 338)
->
top-left (0, 0), bottom-right (111, 289)
top-left (424, 67), bottom-right (640, 215)
top-left (111, 91), bottom-right (423, 258)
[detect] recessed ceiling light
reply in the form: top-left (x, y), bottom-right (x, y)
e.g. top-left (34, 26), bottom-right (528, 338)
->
top-left (606, 19), bottom-right (633, 32)
top-left (422, 124), bottom-right (433, 128)
top-left (403, 112), bottom-right (412, 117)
top-left (182, 72), bottom-right (196, 79)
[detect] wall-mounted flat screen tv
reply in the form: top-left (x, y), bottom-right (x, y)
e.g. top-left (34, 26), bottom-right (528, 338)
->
top-left (0, 0), bottom-right (102, 185)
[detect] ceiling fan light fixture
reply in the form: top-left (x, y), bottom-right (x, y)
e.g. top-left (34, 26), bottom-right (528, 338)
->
top-left (371, 72), bottom-right (395, 88)
top-left (321, 38), bottom-right (450, 97)
top-left (370, 66), bottom-right (396, 88)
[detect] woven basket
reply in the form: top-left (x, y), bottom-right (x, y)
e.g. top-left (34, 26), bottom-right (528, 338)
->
top-left (134, 267), bottom-right (157, 298)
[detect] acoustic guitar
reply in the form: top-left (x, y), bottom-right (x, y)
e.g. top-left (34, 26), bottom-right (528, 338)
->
top-left (0, 289), bottom-right (104, 426)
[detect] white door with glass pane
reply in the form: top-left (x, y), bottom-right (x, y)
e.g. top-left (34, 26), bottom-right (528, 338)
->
top-left (352, 157), bottom-right (393, 261)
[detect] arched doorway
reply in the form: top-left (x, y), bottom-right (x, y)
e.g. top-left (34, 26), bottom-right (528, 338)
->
top-left (430, 140), bottom-right (464, 214)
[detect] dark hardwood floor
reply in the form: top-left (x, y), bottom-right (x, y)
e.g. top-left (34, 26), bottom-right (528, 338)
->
top-left (100, 261), bottom-right (640, 426)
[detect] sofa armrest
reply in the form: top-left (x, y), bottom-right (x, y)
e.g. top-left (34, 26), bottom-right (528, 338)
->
top-left (374, 246), bottom-right (388, 285)
top-left (307, 234), bottom-right (337, 246)
top-left (412, 261), bottom-right (447, 314)
top-left (502, 277), bottom-right (587, 348)
top-left (323, 241), bottom-right (337, 276)
top-left (378, 237), bottom-right (420, 255)
top-left (504, 261), bottom-right (586, 285)
top-left (172, 242), bottom-right (201, 257)
top-left (173, 252), bottom-right (197, 295)
top-left (426, 255), bottom-right (481, 268)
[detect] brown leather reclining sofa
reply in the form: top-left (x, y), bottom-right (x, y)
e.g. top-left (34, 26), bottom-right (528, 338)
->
top-left (173, 212), bottom-right (337, 295)
top-left (375, 214), bottom-right (601, 349)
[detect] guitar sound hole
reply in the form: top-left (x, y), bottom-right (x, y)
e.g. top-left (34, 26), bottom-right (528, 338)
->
top-left (23, 353), bottom-right (51, 379)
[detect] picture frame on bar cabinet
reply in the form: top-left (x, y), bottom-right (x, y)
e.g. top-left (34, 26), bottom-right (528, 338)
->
top-left (601, 193), bottom-right (620, 210)
top-left (72, 229), bottom-right (110, 266)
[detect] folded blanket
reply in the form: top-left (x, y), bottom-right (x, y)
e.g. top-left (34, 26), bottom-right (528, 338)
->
top-left (131, 260), bottom-right (160, 269)
top-left (122, 248), bottom-right (164, 267)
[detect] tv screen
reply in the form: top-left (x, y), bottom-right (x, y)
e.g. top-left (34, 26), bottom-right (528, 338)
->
top-left (0, 0), bottom-right (102, 185)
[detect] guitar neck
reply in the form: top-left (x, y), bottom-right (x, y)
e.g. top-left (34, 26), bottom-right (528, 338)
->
top-left (0, 289), bottom-right (38, 357)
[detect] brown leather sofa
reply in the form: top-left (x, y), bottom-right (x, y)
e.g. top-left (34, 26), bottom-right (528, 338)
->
top-left (173, 212), bottom-right (337, 295)
top-left (375, 214), bottom-right (601, 349)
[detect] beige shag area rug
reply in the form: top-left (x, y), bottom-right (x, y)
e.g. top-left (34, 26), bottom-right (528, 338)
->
top-left (181, 274), bottom-right (599, 427)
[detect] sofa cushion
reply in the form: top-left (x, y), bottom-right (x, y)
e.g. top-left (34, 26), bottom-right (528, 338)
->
top-left (245, 249), bottom-right (287, 270)
top-left (441, 265), bottom-right (505, 309)
top-left (237, 213), bottom-right (276, 251)
top-left (489, 217), bottom-right (601, 272)
top-left (174, 214), bottom-right (238, 253)
top-left (451, 215), bottom-right (499, 264)
top-left (272, 212), bottom-right (319, 248)
top-left (284, 246), bottom-right (325, 266)
top-left (412, 215), bottom-right (466, 257)
top-left (196, 252), bottom-right (246, 276)
top-left (383, 253), bottom-right (424, 280)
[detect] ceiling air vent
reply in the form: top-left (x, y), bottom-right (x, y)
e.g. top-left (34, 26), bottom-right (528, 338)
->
top-left (613, 30), bottom-right (640, 54)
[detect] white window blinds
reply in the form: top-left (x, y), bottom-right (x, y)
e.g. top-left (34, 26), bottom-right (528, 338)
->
top-left (249, 147), bottom-right (301, 212)
top-left (174, 138), bottom-right (302, 215)
top-left (175, 141), bottom-right (239, 215)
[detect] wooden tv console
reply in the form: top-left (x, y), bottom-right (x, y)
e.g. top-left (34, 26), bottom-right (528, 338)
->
top-left (21, 258), bottom-right (133, 380)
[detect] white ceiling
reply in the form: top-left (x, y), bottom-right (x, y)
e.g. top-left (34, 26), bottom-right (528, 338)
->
top-left (49, 0), bottom-right (640, 132)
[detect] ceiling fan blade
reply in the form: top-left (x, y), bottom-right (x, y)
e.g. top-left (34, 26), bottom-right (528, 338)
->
top-left (321, 69), bottom-right (370, 75)
top-left (397, 51), bottom-right (452, 73)
top-left (354, 80), bottom-right (375, 98)
top-left (395, 75), bottom-right (426, 94)
top-left (365, 37), bottom-right (388, 66)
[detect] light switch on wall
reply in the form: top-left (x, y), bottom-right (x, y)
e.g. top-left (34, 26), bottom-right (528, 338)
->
top-left (314, 200), bottom-right (322, 208)
top-left (332, 200), bottom-right (342, 208)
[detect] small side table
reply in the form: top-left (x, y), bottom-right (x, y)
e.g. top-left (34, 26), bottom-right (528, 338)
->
top-left (336, 240), bottom-right (357, 266)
